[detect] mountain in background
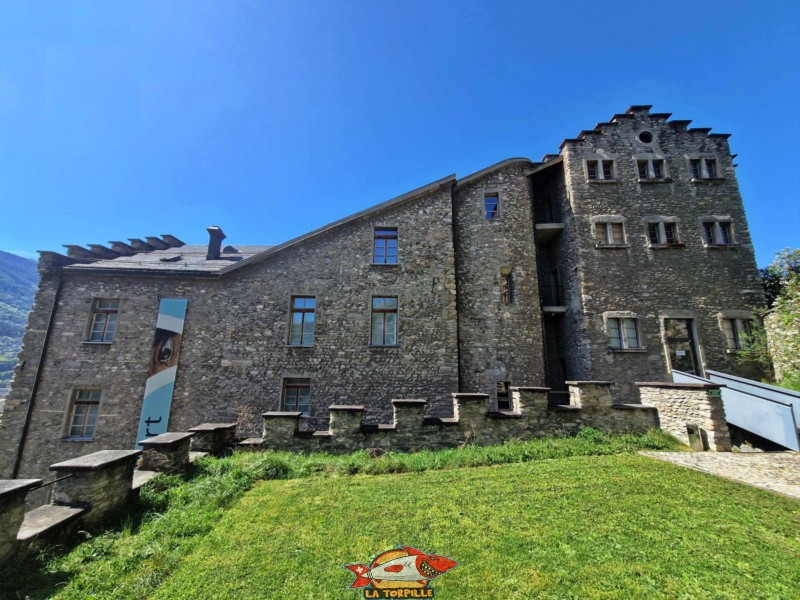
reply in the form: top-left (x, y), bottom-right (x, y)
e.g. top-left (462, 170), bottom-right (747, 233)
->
top-left (0, 250), bottom-right (38, 398)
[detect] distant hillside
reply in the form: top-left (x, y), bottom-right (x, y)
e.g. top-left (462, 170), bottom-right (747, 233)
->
top-left (0, 251), bottom-right (38, 397)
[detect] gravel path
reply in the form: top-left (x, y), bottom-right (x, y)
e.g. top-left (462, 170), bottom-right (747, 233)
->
top-left (641, 451), bottom-right (800, 500)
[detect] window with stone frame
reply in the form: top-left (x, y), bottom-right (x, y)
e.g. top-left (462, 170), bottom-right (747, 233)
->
top-left (88, 298), bottom-right (120, 343)
top-left (373, 227), bottom-right (398, 264)
top-left (637, 158), bottom-right (666, 180)
top-left (594, 221), bottom-right (626, 245)
top-left (702, 219), bottom-right (735, 245)
top-left (371, 296), bottom-right (398, 346)
top-left (607, 317), bottom-right (641, 350)
top-left (500, 271), bottom-right (514, 304)
top-left (722, 318), bottom-right (753, 351)
top-left (281, 378), bottom-right (311, 415)
top-left (288, 296), bottom-right (316, 346)
top-left (484, 192), bottom-right (499, 220)
top-left (689, 158), bottom-right (720, 180)
top-left (496, 381), bottom-right (512, 411)
top-left (647, 221), bottom-right (680, 246)
top-left (66, 389), bottom-right (101, 439)
top-left (586, 159), bottom-right (615, 181)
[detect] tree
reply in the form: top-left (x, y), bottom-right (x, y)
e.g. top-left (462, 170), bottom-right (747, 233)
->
top-left (760, 248), bottom-right (800, 308)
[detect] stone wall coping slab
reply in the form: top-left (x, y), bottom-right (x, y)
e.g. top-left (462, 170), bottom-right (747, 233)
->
top-left (422, 417), bottom-right (460, 426)
top-left (361, 423), bottom-right (396, 433)
top-left (296, 430), bottom-right (332, 438)
top-left (237, 438), bottom-right (265, 446)
top-left (392, 398), bottom-right (427, 405)
top-left (510, 386), bottom-right (551, 392)
top-left (550, 405), bottom-right (582, 412)
top-left (487, 411), bottom-right (524, 419)
top-left (138, 432), bottom-right (195, 448)
top-left (636, 382), bottom-right (724, 389)
top-left (50, 449), bottom-right (142, 472)
top-left (0, 479), bottom-right (42, 499)
top-left (262, 411), bottom-right (303, 418)
top-left (452, 393), bottom-right (490, 401)
top-left (329, 405), bottom-right (365, 411)
top-left (565, 380), bottom-right (614, 386)
top-left (188, 423), bottom-right (236, 432)
top-left (613, 404), bottom-right (658, 411)
top-left (16, 505), bottom-right (86, 542)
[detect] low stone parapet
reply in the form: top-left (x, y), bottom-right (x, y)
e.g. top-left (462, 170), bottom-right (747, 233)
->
top-left (16, 504), bottom-right (85, 544)
top-left (0, 479), bottom-right (41, 563)
top-left (637, 382), bottom-right (731, 451)
top-left (138, 432), bottom-right (195, 473)
top-left (188, 423), bottom-right (236, 456)
top-left (50, 449), bottom-right (141, 523)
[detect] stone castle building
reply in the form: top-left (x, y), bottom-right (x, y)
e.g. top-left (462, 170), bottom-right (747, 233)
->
top-left (0, 106), bottom-right (764, 479)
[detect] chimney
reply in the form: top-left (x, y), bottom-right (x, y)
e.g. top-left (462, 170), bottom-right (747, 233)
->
top-left (206, 226), bottom-right (226, 260)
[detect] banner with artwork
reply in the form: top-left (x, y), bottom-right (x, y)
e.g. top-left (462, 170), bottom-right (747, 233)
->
top-left (136, 298), bottom-right (188, 448)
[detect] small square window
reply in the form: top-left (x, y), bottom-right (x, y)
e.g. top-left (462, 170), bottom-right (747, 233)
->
top-left (484, 193), bottom-right (499, 220)
top-left (691, 157), bottom-right (720, 180)
top-left (282, 378), bottom-right (311, 415)
top-left (647, 221), bottom-right (679, 246)
top-left (703, 220), bottom-right (735, 245)
top-left (88, 298), bottom-right (120, 342)
top-left (288, 296), bottom-right (316, 346)
top-left (66, 389), bottom-right (101, 438)
top-left (371, 296), bottom-right (398, 346)
top-left (373, 228), bottom-right (398, 264)
top-left (608, 318), bottom-right (640, 350)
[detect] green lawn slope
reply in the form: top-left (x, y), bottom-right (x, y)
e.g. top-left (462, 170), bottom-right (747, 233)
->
top-left (3, 430), bottom-right (798, 599)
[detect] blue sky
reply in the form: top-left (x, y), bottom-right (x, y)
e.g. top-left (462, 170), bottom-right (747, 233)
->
top-left (1, 0), bottom-right (798, 267)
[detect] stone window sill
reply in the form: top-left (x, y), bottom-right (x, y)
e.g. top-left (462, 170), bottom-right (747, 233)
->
top-left (286, 344), bottom-right (315, 349)
top-left (370, 263), bottom-right (399, 267)
top-left (586, 179), bottom-right (618, 184)
top-left (595, 243), bottom-right (630, 249)
top-left (691, 177), bottom-right (726, 183)
top-left (704, 244), bottom-right (740, 250)
top-left (62, 437), bottom-right (95, 442)
top-left (648, 243), bottom-right (685, 249)
top-left (607, 348), bottom-right (647, 353)
top-left (81, 341), bottom-right (112, 346)
top-left (369, 345), bottom-right (398, 349)
top-left (637, 178), bottom-right (673, 184)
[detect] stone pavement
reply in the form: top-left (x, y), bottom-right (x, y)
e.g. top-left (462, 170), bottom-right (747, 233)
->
top-left (641, 451), bottom-right (800, 500)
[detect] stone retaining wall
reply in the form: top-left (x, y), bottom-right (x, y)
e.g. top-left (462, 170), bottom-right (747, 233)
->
top-left (638, 382), bottom-right (731, 451)
top-left (259, 382), bottom-right (658, 453)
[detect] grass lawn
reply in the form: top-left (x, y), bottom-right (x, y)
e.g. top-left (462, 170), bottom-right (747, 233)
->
top-left (3, 430), bottom-right (798, 599)
top-left (149, 454), bottom-right (800, 599)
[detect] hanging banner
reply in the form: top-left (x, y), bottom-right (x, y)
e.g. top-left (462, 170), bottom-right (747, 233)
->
top-left (136, 298), bottom-right (188, 448)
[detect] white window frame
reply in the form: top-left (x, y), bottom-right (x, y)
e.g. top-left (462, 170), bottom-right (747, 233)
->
top-left (603, 312), bottom-right (643, 351)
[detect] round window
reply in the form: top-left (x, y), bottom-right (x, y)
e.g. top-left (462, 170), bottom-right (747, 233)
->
top-left (638, 131), bottom-right (653, 143)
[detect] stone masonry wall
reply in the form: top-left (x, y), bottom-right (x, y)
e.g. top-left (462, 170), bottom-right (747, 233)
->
top-left (258, 383), bottom-right (657, 454)
top-left (560, 108), bottom-right (764, 401)
top-left (453, 163), bottom-right (546, 397)
top-left (1, 186), bottom-right (460, 482)
top-left (639, 383), bottom-right (731, 451)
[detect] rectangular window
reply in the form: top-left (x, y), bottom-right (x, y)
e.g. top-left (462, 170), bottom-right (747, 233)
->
top-left (595, 222), bottom-right (625, 245)
top-left (587, 160), bottom-right (598, 180)
top-left (500, 273), bottom-right (513, 304)
top-left (484, 193), bottom-right (499, 220)
top-left (638, 159), bottom-right (665, 180)
top-left (723, 318), bottom-right (753, 350)
top-left (282, 378), bottom-right (311, 415)
top-left (601, 160), bottom-right (614, 179)
top-left (371, 296), bottom-right (398, 346)
top-left (373, 228), bottom-right (398, 264)
top-left (608, 318), bottom-right (640, 350)
top-left (89, 298), bottom-right (120, 342)
top-left (691, 158), bottom-right (719, 179)
top-left (289, 296), bottom-right (316, 345)
top-left (496, 381), bottom-right (511, 411)
top-left (647, 222), bottom-right (679, 245)
top-left (703, 221), bottom-right (734, 245)
top-left (66, 389), bottom-right (101, 438)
